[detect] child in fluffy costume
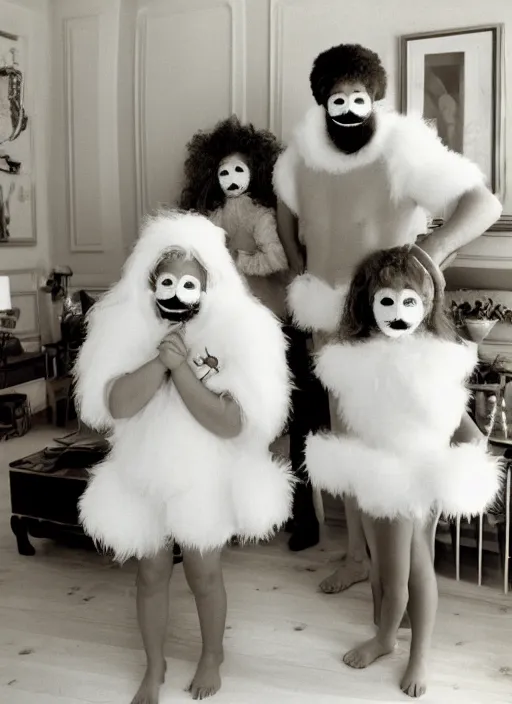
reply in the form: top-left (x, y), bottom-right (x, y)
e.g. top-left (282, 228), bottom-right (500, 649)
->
top-left (305, 245), bottom-right (501, 698)
top-left (179, 115), bottom-right (288, 318)
top-left (74, 211), bottom-right (293, 703)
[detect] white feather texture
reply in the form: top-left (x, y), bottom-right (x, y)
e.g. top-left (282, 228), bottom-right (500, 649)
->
top-left (287, 273), bottom-right (347, 333)
top-left (306, 335), bottom-right (501, 520)
top-left (293, 103), bottom-right (394, 175)
top-left (281, 103), bottom-right (484, 217)
top-left (75, 211), bottom-right (293, 560)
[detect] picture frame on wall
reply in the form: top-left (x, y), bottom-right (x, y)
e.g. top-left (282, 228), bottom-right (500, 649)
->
top-left (0, 29), bottom-right (36, 246)
top-left (399, 25), bottom-right (505, 204)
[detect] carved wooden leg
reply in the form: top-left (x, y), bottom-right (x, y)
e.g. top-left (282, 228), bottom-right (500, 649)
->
top-left (10, 516), bottom-right (36, 556)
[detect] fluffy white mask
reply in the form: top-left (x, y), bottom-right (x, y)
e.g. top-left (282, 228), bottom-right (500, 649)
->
top-left (372, 288), bottom-right (425, 338)
top-left (327, 90), bottom-right (372, 124)
top-left (217, 155), bottom-right (250, 197)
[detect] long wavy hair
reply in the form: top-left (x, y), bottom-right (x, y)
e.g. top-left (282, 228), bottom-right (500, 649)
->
top-left (339, 246), bottom-right (459, 342)
top-left (179, 115), bottom-right (282, 214)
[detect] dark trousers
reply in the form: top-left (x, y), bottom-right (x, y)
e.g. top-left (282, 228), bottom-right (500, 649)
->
top-left (283, 324), bottom-right (331, 530)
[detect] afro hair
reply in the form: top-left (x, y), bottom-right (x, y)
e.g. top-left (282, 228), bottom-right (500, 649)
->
top-left (310, 43), bottom-right (387, 105)
top-left (179, 115), bottom-right (282, 214)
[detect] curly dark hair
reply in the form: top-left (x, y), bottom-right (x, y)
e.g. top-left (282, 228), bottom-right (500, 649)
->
top-left (179, 115), bottom-right (282, 214)
top-left (339, 246), bottom-right (459, 342)
top-left (310, 43), bottom-right (387, 105)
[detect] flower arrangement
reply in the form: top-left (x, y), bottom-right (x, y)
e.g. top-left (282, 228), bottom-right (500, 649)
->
top-left (449, 298), bottom-right (512, 328)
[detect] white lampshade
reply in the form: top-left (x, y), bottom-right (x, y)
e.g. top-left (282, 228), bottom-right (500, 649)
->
top-left (0, 276), bottom-right (12, 310)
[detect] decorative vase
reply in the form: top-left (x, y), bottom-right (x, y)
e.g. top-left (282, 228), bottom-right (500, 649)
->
top-left (464, 319), bottom-right (498, 343)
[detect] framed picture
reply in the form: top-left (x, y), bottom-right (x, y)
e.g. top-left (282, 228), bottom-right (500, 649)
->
top-left (0, 29), bottom-right (35, 246)
top-left (400, 25), bottom-right (505, 200)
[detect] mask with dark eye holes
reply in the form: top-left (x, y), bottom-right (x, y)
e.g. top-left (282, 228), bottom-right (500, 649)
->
top-left (327, 90), bottom-right (373, 126)
top-left (372, 287), bottom-right (426, 338)
top-left (325, 87), bottom-right (376, 154)
top-left (154, 271), bottom-right (202, 323)
top-left (217, 155), bottom-right (251, 198)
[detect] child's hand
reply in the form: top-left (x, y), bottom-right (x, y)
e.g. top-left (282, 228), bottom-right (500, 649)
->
top-left (158, 332), bottom-right (188, 371)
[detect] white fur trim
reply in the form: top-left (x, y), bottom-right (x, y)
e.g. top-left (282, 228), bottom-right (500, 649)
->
top-left (79, 461), bottom-right (169, 563)
top-left (294, 103), bottom-right (394, 175)
top-left (287, 274), bottom-right (347, 333)
top-left (293, 103), bottom-right (485, 214)
top-left (75, 211), bottom-right (293, 557)
top-left (273, 145), bottom-right (300, 215)
top-left (306, 335), bottom-right (501, 520)
top-left (385, 111), bottom-right (485, 213)
top-left (306, 434), bottom-right (501, 521)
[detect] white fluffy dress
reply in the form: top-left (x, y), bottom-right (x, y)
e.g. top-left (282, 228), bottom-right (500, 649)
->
top-left (75, 212), bottom-right (293, 561)
top-left (305, 335), bottom-right (502, 521)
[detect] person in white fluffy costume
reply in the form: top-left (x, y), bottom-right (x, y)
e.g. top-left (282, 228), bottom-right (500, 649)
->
top-left (305, 245), bottom-right (502, 698)
top-left (273, 42), bottom-right (502, 596)
top-left (74, 211), bottom-right (293, 703)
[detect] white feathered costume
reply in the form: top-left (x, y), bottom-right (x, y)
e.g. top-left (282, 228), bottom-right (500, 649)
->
top-left (75, 212), bottom-right (293, 561)
top-left (306, 335), bottom-right (501, 521)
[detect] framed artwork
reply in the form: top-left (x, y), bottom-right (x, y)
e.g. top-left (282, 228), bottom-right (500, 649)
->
top-left (400, 25), bottom-right (505, 201)
top-left (0, 29), bottom-right (35, 246)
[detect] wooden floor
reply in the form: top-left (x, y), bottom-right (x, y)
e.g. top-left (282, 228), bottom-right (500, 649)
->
top-left (1, 427), bottom-right (512, 704)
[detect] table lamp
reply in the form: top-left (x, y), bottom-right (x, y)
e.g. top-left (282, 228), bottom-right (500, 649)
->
top-left (0, 276), bottom-right (21, 365)
top-left (0, 276), bottom-right (11, 311)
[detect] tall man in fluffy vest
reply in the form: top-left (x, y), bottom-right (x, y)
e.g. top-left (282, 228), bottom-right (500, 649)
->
top-left (273, 43), bottom-right (502, 594)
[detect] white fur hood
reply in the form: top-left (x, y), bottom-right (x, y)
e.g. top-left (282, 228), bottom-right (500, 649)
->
top-left (74, 211), bottom-right (290, 441)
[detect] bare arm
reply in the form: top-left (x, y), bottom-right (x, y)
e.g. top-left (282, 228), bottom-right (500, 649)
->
top-left (159, 332), bottom-right (243, 438)
top-left (419, 184), bottom-right (502, 267)
top-left (171, 363), bottom-right (242, 438)
top-left (108, 357), bottom-right (167, 420)
top-left (276, 200), bottom-right (304, 275)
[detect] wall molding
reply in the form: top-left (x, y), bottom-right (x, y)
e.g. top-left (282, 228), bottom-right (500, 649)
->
top-left (488, 215), bottom-right (512, 233)
top-left (134, 0), bottom-right (247, 223)
top-left (63, 14), bottom-right (104, 254)
top-left (269, 0), bottom-right (287, 138)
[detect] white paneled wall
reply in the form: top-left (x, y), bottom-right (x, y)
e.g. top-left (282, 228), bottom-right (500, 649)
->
top-left (50, 0), bottom-right (124, 289)
top-left (47, 0), bottom-right (511, 288)
top-left (134, 0), bottom-right (247, 218)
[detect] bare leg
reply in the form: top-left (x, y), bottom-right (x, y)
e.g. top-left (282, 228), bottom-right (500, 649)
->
top-left (319, 495), bottom-right (370, 594)
top-left (401, 514), bottom-right (439, 698)
top-left (131, 547), bottom-right (174, 704)
top-left (344, 517), bottom-right (412, 669)
top-left (361, 514), bottom-right (381, 627)
top-left (362, 514), bottom-right (410, 630)
top-left (183, 549), bottom-right (226, 700)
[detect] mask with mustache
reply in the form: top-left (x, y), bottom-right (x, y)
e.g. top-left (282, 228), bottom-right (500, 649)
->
top-left (372, 287), bottom-right (426, 339)
top-left (154, 271), bottom-right (202, 323)
top-left (325, 89), bottom-right (376, 154)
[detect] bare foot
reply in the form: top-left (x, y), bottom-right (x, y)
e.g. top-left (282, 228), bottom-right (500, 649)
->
top-left (343, 637), bottom-right (395, 669)
top-left (131, 661), bottom-right (166, 704)
top-left (187, 651), bottom-right (223, 700)
top-left (319, 555), bottom-right (369, 594)
top-left (401, 659), bottom-right (428, 698)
